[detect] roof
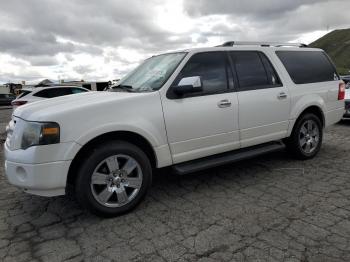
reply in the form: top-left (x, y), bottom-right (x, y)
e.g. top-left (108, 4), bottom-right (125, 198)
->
top-left (161, 41), bottom-right (321, 55)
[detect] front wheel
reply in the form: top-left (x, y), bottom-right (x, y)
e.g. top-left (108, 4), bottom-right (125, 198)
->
top-left (285, 113), bottom-right (323, 160)
top-left (75, 141), bottom-right (152, 217)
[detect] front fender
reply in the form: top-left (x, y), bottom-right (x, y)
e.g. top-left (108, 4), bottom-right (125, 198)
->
top-left (74, 123), bottom-right (163, 148)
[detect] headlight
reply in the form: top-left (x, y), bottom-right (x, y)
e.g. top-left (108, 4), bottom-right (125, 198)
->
top-left (9, 119), bottom-right (60, 150)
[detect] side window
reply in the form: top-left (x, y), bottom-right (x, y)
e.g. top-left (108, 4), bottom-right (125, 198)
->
top-left (171, 52), bottom-right (229, 97)
top-left (276, 51), bottom-right (338, 84)
top-left (71, 88), bottom-right (88, 94)
top-left (260, 53), bottom-right (282, 86)
top-left (34, 88), bottom-right (71, 98)
top-left (34, 89), bottom-right (51, 98)
top-left (17, 90), bottom-right (31, 98)
top-left (50, 88), bottom-right (72, 97)
top-left (231, 51), bottom-right (281, 91)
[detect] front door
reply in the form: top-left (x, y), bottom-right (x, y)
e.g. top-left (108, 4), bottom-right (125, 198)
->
top-left (161, 52), bottom-right (240, 164)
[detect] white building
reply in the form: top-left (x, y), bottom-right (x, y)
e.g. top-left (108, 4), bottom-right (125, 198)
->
top-left (0, 85), bottom-right (10, 94)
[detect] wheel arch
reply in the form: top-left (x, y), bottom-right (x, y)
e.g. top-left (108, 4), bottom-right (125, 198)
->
top-left (288, 105), bottom-right (325, 137)
top-left (66, 131), bottom-right (157, 190)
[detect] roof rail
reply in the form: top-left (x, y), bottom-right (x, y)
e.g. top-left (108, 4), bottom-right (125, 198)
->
top-left (219, 41), bottom-right (308, 48)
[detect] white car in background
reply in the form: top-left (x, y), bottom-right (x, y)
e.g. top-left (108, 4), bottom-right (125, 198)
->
top-left (12, 86), bottom-right (90, 108)
top-left (344, 84), bottom-right (350, 118)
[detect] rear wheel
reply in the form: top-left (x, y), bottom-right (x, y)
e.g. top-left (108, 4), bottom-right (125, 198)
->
top-left (285, 113), bottom-right (323, 159)
top-left (75, 141), bottom-right (152, 217)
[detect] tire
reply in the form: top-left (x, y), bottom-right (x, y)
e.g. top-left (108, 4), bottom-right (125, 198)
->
top-left (75, 140), bottom-right (152, 217)
top-left (285, 113), bottom-right (323, 160)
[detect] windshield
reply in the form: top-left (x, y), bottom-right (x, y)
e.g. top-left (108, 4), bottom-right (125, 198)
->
top-left (113, 52), bottom-right (187, 92)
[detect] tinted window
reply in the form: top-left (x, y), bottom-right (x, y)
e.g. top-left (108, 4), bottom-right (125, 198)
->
top-left (17, 90), bottom-right (31, 98)
top-left (70, 88), bottom-right (88, 94)
top-left (276, 51), bottom-right (338, 84)
top-left (260, 53), bottom-right (282, 86)
top-left (173, 52), bottom-right (229, 96)
top-left (34, 88), bottom-right (71, 98)
top-left (0, 94), bottom-right (5, 98)
top-left (232, 51), bottom-right (281, 90)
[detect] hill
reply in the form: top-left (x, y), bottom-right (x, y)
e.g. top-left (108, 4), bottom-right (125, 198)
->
top-left (309, 28), bottom-right (350, 75)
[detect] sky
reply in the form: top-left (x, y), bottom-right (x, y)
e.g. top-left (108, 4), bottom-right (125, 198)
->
top-left (0, 0), bottom-right (349, 84)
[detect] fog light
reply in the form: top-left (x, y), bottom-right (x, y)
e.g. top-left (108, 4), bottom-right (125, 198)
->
top-left (16, 166), bottom-right (27, 182)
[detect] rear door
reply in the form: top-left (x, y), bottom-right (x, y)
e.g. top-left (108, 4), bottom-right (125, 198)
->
top-left (230, 51), bottom-right (291, 147)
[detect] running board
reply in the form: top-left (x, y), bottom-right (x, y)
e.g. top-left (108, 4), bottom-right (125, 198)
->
top-left (172, 141), bottom-right (285, 175)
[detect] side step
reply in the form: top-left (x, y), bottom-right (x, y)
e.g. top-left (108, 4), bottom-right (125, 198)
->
top-left (172, 141), bottom-right (285, 175)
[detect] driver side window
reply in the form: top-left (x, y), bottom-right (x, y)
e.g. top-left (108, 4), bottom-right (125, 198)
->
top-left (171, 52), bottom-right (230, 98)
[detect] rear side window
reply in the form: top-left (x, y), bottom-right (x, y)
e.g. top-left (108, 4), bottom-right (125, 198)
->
top-left (231, 51), bottom-right (281, 91)
top-left (34, 88), bottom-right (72, 98)
top-left (70, 88), bottom-right (88, 94)
top-left (276, 51), bottom-right (339, 84)
top-left (17, 90), bottom-right (31, 98)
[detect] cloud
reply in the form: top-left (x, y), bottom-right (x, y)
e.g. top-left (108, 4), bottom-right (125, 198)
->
top-left (0, 70), bottom-right (44, 84)
top-left (0, 0), bottom-right (349, 84)
top-left (184, 0), bottom-right (350, 42)
top-left (25, 56), bottom-right (59, 66)
top-left (73, 65), bottom-right (94, 75)
top-left (184, 0), bottom-right (329, 18)
top-left (0, 0), bottom-right (173, 50)
top-left (0, 30), bottom-right (74, 57)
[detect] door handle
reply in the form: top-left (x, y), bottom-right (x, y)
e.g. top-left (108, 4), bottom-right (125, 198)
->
top-left (277, 92), bottom-right (288, 99)
top-left (217, 99), bottom-right (232, 108)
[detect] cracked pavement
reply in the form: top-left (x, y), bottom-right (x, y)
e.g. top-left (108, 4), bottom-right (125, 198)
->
top-left (1, 107), bottom-right (350, 261)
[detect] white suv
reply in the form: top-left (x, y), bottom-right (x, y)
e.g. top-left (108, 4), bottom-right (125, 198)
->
top-left (4, 42), bottom-right (346, 216)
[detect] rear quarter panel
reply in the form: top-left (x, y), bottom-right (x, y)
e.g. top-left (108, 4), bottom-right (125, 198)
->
top-left (268, 49), bottom-right (344, 134)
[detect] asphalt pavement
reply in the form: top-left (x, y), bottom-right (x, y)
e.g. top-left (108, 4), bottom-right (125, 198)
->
top-left (1, 107), bottom-right (350, 261)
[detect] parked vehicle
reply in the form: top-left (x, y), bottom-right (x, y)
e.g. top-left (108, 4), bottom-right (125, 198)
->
top-left (0, 93), bottom-right (16, 106)
top-left (11, 86), bottom-right (89, 108)
top-left (341, 75), bottom-right (350, 84)
top-left (344, 85), bottom-right (350, 118)
top-left (4, 42), bottom-right (345, 217)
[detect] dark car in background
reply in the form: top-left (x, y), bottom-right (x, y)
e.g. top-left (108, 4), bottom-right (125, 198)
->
top-left (0, 93), bottom-right (16, 106)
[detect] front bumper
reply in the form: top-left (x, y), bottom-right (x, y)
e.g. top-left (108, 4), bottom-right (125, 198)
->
top-left (3, 141), bottom-right (81, 197)
top-left (4, 159), bottom-right (70, 196)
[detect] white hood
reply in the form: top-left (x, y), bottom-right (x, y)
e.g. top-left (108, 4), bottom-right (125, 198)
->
top-left (13, 91), bottom-right (147, 121)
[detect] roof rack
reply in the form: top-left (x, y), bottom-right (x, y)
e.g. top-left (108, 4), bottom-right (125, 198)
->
top-left (219, 41), bottom-right (308, 48)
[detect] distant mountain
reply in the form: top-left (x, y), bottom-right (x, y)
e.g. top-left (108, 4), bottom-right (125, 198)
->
top-left (309, 28), bottom-right (350, 75)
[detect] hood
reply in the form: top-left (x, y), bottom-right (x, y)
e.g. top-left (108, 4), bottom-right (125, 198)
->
top-left (13, 91), bottom-right (149, 121)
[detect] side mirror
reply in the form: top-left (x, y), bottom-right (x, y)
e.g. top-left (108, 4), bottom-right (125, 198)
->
top-left (173, 76), bottom-right (202, 95)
